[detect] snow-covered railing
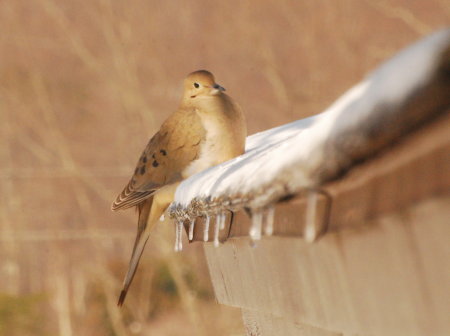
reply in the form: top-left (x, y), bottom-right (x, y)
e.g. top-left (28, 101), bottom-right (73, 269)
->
top-left (169, 29), bottom-right (450, 248)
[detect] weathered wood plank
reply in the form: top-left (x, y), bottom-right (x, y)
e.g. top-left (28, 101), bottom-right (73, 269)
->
top-left (204, 196), bottom-right (450, 335)
top-left (242, 309), bottom-right (343, 336)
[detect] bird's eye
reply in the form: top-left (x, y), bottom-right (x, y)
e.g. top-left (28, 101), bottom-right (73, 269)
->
top-left (194, 83), bottom-right (200, 88)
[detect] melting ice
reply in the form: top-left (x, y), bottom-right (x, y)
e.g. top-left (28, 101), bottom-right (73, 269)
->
top-left (304, 191), bottom-right (318, 242)
top-left (263, 206), bottom-right (275, 236)
top-left (188, 218), bottom-right (195, 241)
top-left (249, 210), bottom-right (263, 241)
top-left (174, 220), bottom-right (183, 252)
top-left (203, 215), bottom-right (211, 242)
top-left (213, 213), bottom-right (226, 247)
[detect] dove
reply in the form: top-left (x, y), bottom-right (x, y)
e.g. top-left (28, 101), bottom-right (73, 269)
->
top-left (112, 70), bottom-right (247, 306)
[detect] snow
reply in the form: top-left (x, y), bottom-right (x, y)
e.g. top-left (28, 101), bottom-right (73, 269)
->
top-left (169, 29), bottom-right (450, 228)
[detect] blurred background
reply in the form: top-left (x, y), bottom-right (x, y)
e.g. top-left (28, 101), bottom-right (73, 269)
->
top-left (0, 1), bottom-right (448, 335)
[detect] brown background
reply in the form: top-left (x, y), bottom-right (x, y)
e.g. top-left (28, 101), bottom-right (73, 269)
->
top-left (0, 1), bottom-right (448, 335)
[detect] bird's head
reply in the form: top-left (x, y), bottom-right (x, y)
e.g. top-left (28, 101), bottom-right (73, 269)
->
top-left (183, 70), bottom-right (226, 100)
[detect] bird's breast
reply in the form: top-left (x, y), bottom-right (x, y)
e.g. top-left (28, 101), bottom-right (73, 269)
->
top-left (182, 109), bottom-right (242, 178)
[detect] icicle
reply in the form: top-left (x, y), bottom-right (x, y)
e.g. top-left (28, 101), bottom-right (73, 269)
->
top-left (304, 190), bottom-right (318, 243)
top-left (213, 215), bottom-right (220, 247)
top-left (174, 220), bottom-right (183, 252)
top-left (218, 212), bottom-right (226, 230)
top-left (159, 213), bottom-right (165, 222)
top-left (249, 209), bottom-right (263, 241)
top-left (188, 218), bottom-right (195, 241)
top-left (203, 215), bottom-right (211, 242)
top-left (263, 205), bottom-right (275, 236)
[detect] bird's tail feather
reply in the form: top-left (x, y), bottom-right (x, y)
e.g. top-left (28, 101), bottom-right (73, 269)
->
top-left (118, 198), bottom-right (154, 306)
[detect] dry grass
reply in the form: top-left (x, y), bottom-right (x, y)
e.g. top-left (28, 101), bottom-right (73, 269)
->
top-left (0, 0), bottom-right (447, 335)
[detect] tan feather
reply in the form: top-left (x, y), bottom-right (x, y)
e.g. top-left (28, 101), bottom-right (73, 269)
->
top-left (111, 109), bottom-right (206, 210)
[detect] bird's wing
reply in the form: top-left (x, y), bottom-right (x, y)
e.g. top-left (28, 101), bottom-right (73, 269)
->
top-left (111, 108), bottom-right (205, 210)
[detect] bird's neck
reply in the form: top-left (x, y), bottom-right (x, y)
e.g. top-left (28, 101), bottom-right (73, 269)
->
top-left (183, 93), bottom-right (225, 108)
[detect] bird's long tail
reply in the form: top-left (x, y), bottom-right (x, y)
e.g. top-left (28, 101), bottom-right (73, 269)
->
top-left (117, 183), bottom-right (179, 307)
top-left (118, 197), bottom-right (154, 306)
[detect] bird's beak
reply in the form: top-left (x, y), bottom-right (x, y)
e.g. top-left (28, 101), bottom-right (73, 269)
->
top-left (213, 83), bottom-right (226, 92)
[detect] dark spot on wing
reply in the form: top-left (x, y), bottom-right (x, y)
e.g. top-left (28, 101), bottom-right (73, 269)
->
top-left (152, 161), bottom-right (159, 167)
top-left (160, 149), bottom-right (167, 156)
top-left (140, 166), bottom-right (146, 175)
top-left (134, 168), bottom-right (138, 175)
top-left (152, 153), bottom-right (155, 159)
top-left (142, 156), bottom-right (147, 163)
